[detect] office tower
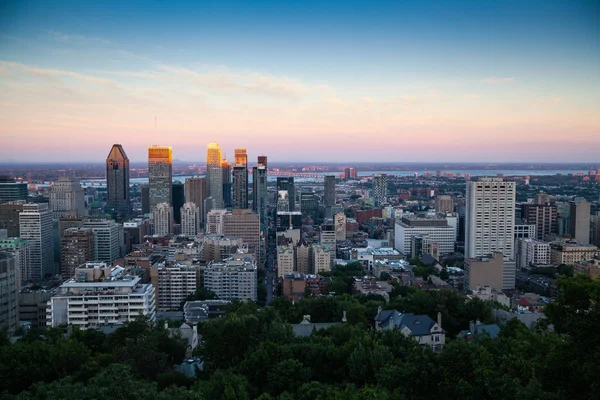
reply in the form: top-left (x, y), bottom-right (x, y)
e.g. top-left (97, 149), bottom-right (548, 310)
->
top-left (172, 181), bottom-right (185, 224)
top-left (206, 142), bottom-right (223, 208)
top-left (0, 252), bottom-right (19, 331)
top-left (105, 144), bottom-right (130, 215)
top-left (184, 177), bottom-right (207, 224)
top-left (0, 237), bottom-right (30, 281)
top-left (83, 219), bottom-right (122, 264)
top-left (465, 177), bottom-right (516, 259)
top-left (151, 203), bottom-right (173, 235)
top-left (141, 184), bottom-right (150, 214)
top-left (324, 175), bottom-right (336, 208)
top-left (223, 210), bottom-right (260, 264)
top-left (221, 158), bottom-right (232, 208)
top-left (373, 174), bottom-right (388, 207)
top-left (60, 227), bottom-right (94, 278)
top-left (300, 192), bottom-right (318, 216)
top-left (521, 203), bottom-right (557, 241)
top-left (0, 201), bottom-right (25, 237)
top-left (150, 262), bottom-right (198, 311)
top-left (181, 202), bottom-right (200, 236)
top-left (277, 177), bottom-right (295, 211)
top-left (0, 176), bottom-right (27, 202)
top-left (435, 195), bottom-right (454, 214)
top-left (206, 209), bottom-right (227, 234)
top-left (569, 198), bottom-right (591, 244)
top-left (204, 254), bottom-right (257, 301)
top-left (252, 159), bottom-right (268, 229)
top-left (19, 203), bottom-right (54, 280)
top-left (49, 177), bottom-right (85, 219)
top-left (233, 149), bottom-right (249, 210)
top-left (123, 219), bottom-right (148, 253)
top-left (148, 145), bottom-right (173, 209)
top-left (47, 263), bottom-right (156, 329)
top-left (335, 212), bottom-right (347, 241)
top-left (394, 215), bottom-right (456, 256)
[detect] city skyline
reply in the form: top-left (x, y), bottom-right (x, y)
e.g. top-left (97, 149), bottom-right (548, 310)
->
top-left (1, 1), bottom-right (599, 163)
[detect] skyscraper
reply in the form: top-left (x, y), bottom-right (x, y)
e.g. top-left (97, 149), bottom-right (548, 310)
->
top-left (180, 202), bottom-right (200, 236)
top-left (324, 175), bottom-right (336, 208)
top-left (19, 203), bottom-right (54, 280)
top-left (373, 174), bottom-right (388, 207)
top-left (277, 177), bottom-right (295, 212)
top-left (522, 202), bottom-right (557, 241)
top-left (221, 158), bottom-right (232, 208)
top-left (105, 144), bottom-right (130, 216)
top-left (465, 177), bottom-right (516, 259)
top-left (60, 227), bottom-right (94, 278)
top-left (148, 146), bottom-right (173, 209)
top-left (82, 219), bottom-right (123, 264)
top-left (569, 198), bottom-right (591, 244)
top-left (172, 181), bottom-right (185, 224)
top-left (151, 203), bottom-right (173, 235)
top-left (0, 176), bottom-right (27, 202)
top-left (0, 201), bottom-right (25, 237)
top-left (206, 142), bottom-right (223, 208)
top-left (49, 177), bottom-right (85, 219)
top-left (252, 157), bottom-right (268, 230)
top-left (184, 177), bottom-right (207, 225)
top-left (233, 148), bottom-right (249, 209)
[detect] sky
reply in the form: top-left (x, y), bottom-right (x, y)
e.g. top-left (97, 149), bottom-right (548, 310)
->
top-left (0, 0), bottom-right (599, 163)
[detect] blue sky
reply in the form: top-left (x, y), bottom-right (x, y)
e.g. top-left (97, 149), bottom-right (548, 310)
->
top-left (0, 0), bottom-right (599, 162)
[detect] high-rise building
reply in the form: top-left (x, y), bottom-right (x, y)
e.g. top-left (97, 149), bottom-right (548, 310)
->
top-left (296, 241), bottom-right (310, 274)
top-left (277, 244), bottom-right (295, 278)
top-left (141, 184), bottom-right (150, 214)
top-left (343, 167), bottom-right (358, 180)
top-left (105, 144), bottom-right (130, 216)
top-left (123, 219), bottom-right (148, 253)
top-left (151, 203), bottom-right (173, 235)
top-left (515, 238), bottom-right (551, 270)
top-left (465, 177), bottom-right (516, 259)
top-left (0, 237), bottom-right (30, 282)
top-left (172, 181), bottom-right (185, 224)
top-left (277, 177), bottom-right (295, 212)
top-left (335, 213), bottom-right (347, 241)
top-left (19, 203), bottom-right (54, 280)
top-left (221, 158), bottom-right (232, 208)
top-left (206, 142), bottom-right (223, 208)
top-left (82, 219), bottom-right (122, 264)
top-left (184, 177), bottom-right (207, 224)
top-left (522, 203), bottom-right (557, 241)
top-left (202, 235), bottom-right (244, 262)
top-left (234, 148), bottom-right (247, 168)
top-left (203, 254), bottom-right (257, 301)
top-left (324, 175), bottom-right (336, 208)
top-left (60, 227), bottom-right (94, 278)
top-left (312, 244), bottom-right (331, 273)
top-left (150, 262), bottom-right (198, 311)
top-left (252, 158), bottom-right (268, 230)
top-left (569, 198), bottom-right (591, 244)
top-left (0, 201), bottom-right (25, 237)
top-left (435, 195), bottom-right (454, 214)
top-left (148, 146), bottom-right (173, 209)
top-left (0, 176), bottom-right (27, 202)
top-left (300, 192), bottom-right (318, 216)
top-left (49, 177), bottom-right (85, 219)
top-left (47, 263), bottom-right (156, 329)
top-left (206, 209), bottom-right (227, 234)
top-left (233, 166), bottom-right (249, 209)
top-left (0, 252), bottom-right (19, 332)
top-left (223, 209), bottom-right (261, 264)
top-left (180, 202), bottom-right (200, 236)
top-left (373, 174), bottom-right (388, 207)
top-left (277, 190), bottom-right (290, 212)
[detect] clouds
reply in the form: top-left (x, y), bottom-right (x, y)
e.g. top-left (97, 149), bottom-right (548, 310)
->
top-left (46, 30), bottom-right (111, 45)
top-left (483, 76), bottom-right (515, 84)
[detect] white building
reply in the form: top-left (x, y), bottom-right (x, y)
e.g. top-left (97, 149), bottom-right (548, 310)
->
top-left (151, 202), bottom-right (173, 235)
top-left (204, 254), bottom-right (257, 301)
top-left (465, 177), bottom-right (516, 259)
top-left (151, 262), bottom-right (198, 311)
top-left (49, 177), bottom-right (86, 219)
top-left (277, 245), bottom-right (295, 278)
top-left (19, 203), bottom-right (54, 279)
top-left (394, 215), bottom-right (456, 256)
top-left (515, 239), bottom-right (551, 270)
top-left (83, 219), bottom-right (123, 264)
top-left (47, 263), bottom-right (156, 329)
top-left (335, 213), bottom-right (347, 241)
top-left (312, 244), bottom-right (331, 273)
top-left (180, 202), bottom-right (200, 236)
top-left (206, 209), bottom-right (227, 234)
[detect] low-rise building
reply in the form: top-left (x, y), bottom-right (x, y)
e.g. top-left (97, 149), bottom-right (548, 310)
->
top-left (183, 300), bottom-right (229, 323)
top-left (374, 308), bottom-right (445, 352)
top-left (46, 262), bottom-right (156, 329)
top-left (464, 252), bottom-right (515, 291)
top-left (550, 242), bottom-right (598, 265)
top-left (468, 285), bottom-right (510, 308)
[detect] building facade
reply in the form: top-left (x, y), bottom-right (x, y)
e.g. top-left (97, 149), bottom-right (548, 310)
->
top-left (83, 219), bottom-right (122, 264)
top-left (151, 203), bottom-right (173, 235)
top-left (223, 209), bottom-right (261, 264)
top-left (252, 160), bottom-right (268, 230)
top-left (19, 203), bottom-right (54, 280)
top-left (0, 252), bottom-right (19, 331)
top-left (148, 145), bottom-right (173, 209)
top-left (105, 144), bottom-right (130, 216)
top-left (373, 174), bottom-right (388, 207)
top-left (60, 227), bottom-right (94, 278)
top-left (49, 177), bottom-right (86, 219)
top-left (180, 202), bottom-right (200, 236)
top-left (394, 216), bottom-right (456, 256)
top-left (570, 198), bottom-right (591, 244)
top-left (206, 142), bottom-right (223, 208)
top-left (184, 177), bottom-right (207, 225)
top-left (151, 262), bottom-right (198, 311)
top-left (203, 255), bottom-right (257, 301)
top-left (0, 176), bottom-right (27, 202)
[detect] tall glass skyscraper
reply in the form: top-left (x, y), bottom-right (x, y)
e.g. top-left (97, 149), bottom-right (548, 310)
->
top-left (105, 144), bottom-right (130, 216)
top-left (148, 146), bottom-right (172, 209)
top-left (206, 142), bottom-right (223, 208)
top-left (233, 148), bottom-right (248, 209)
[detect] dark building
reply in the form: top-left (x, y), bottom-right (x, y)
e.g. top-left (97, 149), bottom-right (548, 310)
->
top-left (277, 177), bottom-right (295, 212)
top-left (355, 208), bottom-right (383, 224)
top-left (522, 203), bottom-right (558, 241)
top-left (300, 191), bottom-right (318, 216)
top-left (222, 160), bottom-right (232, 208)
top-left (60, 227), bottom-right (94, 278)
top-left (276, 211), bottom-right (303, 231)
top-left (252, 158), bottom-right (268, 231)
top-left (0, 201), bottom-right (25, 237)
top-left (233, 166), bottom-right (249, 209)
top-left (141, 184), bottom-right (150, 214)
top-left (0, 176), bottom-right (27, 202)
top-left (184, 177), bottom-right (207, 224)
top-left (172, 181), bottom-right (185, 224)
top-left (105, 144), bottom-right (130, 216)
top-left (324, 175), bottom-right (336, 208)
